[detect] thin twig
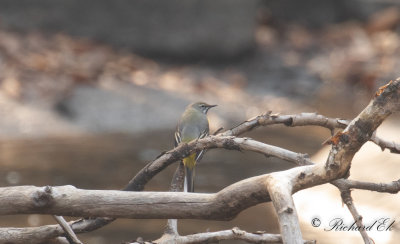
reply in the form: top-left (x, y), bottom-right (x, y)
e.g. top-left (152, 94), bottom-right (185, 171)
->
top-left (338, 178), bottom-right (400, 193)
top-left (163, 161), bottom-right (185, 236)
top-left (332, 177), bottom-right (400, 244)
top-left (370, 134), bottom-right (400, 154)
top-left (338, 188), bottom-right (373, 244)
top-left (53, 216), bottom-right (83, 244)
top-left (150, 227), bottom-right (315, 244)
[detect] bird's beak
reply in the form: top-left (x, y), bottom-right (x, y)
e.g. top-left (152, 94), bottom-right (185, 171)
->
top-left (204, 104), bottom-right (217, 113)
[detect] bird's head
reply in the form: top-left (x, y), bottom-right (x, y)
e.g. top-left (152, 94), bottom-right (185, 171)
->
top-left (191, 102), bottom-right (217, 114)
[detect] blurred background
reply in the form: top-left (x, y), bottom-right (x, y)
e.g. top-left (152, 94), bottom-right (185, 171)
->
top-left (0, 0), bottom-right (399, 243)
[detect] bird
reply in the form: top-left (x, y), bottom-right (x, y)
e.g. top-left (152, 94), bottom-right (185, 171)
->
top-left (174, 102), bottom-right (217, 192)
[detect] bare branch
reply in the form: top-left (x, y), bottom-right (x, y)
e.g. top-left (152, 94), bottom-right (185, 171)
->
top-left (68, 217), bottom-right (114, 234)
top-left (337, 186), bottom-right (373, 244)
top-left (53, 216), bottom-right (83, 244)
top-left (152, 227), bottom-right (314, 244)
top-left (164, 162), bottom-right (185, 236)
top-left (221, 112), bottom-right (348, 137)
top-left (335, 178), bottom-right (400, 193)
top-left (267, 176), bottom-right (303, 244)
top-left (370, 134), bottom-right (400, 154)
top-left (0, 216), bottom-right (114, 244)
top-left (0, 224), bottom-right (66, 244)
top-left (0, 177), bottom-right (269, 219)
top-left (333, 178), bottom-right (400, 243)
top-left (4, 177), bottom-right (396, 243)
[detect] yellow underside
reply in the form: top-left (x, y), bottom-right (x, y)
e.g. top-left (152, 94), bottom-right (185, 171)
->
top-left (183, 153), bottom-right (196, 169)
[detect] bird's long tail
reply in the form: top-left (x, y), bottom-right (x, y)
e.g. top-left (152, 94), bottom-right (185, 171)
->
top-left (184, 166), bottom-right (195, 192)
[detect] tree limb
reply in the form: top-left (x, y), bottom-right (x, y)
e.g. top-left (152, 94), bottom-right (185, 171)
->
top-left (0, 176), bottom-right (270, 219)
top-left (370, 133), bottom-right (400, 154)
top-left (164, 161), bottom-right (185, 236)
top-left (150, 227), bottom-right (315, 244)
top-left (336, 186), bottom-right (373, 244)
top-left (266, 176), bottom-right (303, 244)
top-left (336, 178), bottom-right (400, 193)
top-left (221, 112), bottom-right (348, 137)
top-left (0, 224), bottom-right (67, 244)
top-left (0, 218), bottom-right (114, 244)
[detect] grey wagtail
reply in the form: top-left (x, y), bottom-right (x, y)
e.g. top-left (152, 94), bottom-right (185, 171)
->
top-left (174, 102), bottom-right (217, 192)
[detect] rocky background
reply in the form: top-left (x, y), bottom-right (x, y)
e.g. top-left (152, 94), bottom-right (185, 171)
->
top-left (0, 1), bottom-right (399, 243)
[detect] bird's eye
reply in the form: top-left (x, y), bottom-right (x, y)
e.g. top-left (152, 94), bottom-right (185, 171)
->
top-left (200, 104), bottom-right (205, 108)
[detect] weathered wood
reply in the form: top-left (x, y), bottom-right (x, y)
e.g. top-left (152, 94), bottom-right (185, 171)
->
top-left (267, 176), bottom-right (303, 244)
top-left (0, 176), bottom-right (269, 219)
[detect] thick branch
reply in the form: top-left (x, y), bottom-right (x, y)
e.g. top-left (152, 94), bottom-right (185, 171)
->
top-left (0, 217), bottom-right (115, 244)
top-left (0, 177), bottom-right (270, 219)
top-left (0, 225), bottom-right (66, 244)
top-left (266, 176), bottom-right (303, 244)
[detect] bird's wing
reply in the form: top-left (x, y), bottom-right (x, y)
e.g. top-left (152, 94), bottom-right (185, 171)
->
top-left (195, 128), bottom-right (209, 162)
top-left (174, 128), bottom-right (181, 147)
